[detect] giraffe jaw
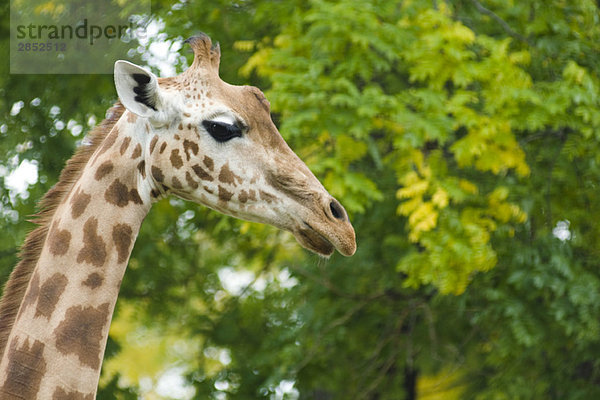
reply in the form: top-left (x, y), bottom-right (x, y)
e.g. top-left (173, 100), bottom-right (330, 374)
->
top-left (294, 220), bottom-right (356, 257)
top-left (295, 222), bottom-right (336, 257)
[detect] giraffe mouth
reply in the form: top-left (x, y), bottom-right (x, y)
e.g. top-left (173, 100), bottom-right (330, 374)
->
top-left (294, 221), bottom-right (336, 257)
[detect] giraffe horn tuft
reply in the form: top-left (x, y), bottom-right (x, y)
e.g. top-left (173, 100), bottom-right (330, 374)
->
top-left (185, 33), bottom-right (221, 73)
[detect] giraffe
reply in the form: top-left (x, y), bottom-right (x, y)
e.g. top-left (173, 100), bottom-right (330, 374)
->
top-left (0, 34), bottom-right (355, 399)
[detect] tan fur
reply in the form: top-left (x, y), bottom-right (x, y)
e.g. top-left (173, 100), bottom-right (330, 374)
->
top-left (0, 103), bottom-right (125, 360)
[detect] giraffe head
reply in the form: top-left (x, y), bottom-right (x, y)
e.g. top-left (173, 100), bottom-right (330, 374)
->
top-left (114, 34), bottom-right (356, 257)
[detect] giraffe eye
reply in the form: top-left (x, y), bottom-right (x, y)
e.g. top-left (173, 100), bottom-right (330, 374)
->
top-left (202, 120), bottom-right (242, 143)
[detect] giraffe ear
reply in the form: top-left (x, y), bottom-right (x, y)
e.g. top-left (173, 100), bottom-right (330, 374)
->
top-left (114, 61), bottom-right (161, 118)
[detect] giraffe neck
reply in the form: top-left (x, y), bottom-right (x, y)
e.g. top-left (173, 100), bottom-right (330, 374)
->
top-left (0, 113), bottom-right (154, 399)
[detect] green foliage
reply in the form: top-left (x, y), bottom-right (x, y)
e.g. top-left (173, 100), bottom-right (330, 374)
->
top-left (2, 0), bottom-right (600, 399)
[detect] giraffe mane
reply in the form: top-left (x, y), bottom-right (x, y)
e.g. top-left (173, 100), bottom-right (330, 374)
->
top-left (0, 102), bottom-right (125, 360)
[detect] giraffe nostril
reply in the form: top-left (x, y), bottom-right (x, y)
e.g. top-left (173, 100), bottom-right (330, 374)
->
top-left (329, 199), bottom-right (347, 221)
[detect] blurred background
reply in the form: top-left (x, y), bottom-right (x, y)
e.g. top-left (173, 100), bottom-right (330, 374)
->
top-left (1, 1), bottom-right (600, 399)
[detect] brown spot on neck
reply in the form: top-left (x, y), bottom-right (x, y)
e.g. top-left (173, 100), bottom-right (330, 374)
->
top-left (76, 217), bottom-right (107, 268)
top-left (48, 221), bottom-right (71, 256)
top-left (105, 179), bottom-right (130, 207)
top-left (192, 164), bottom-right (213, 181)
top-left (105, 179), bottom-right (144, 207)
top-left (82, 273), bottom-right (104, 290)
top-left (112, 224), bottom-right (133, 264)
top-left (172, 176), bottom-right (183, 189)
top-left (149, 136), bottom-right (159, 154)
top-left (94, 161), bottom-right (114, 181)
top-left (159, 142), bottom-right (167, 154)
top-left (0, 339), bottom-right (46, 399)
top-left (35, 273), bottom-right (68, 320)
top-left (119, 137), bottom-right (131, 156)
top-left (19, 271), bottom-right (41, 318)
top-left (52, 387), bottom-right (94, 400)
top-left (218, 186), bottom-right (233, 202)
top-left (131, 143), bottom-right (142, 159)
top-left (151, 166), bottom-right (165, 183)
top-left (170, 149), bottom-right (183, 169)
top-left (129, 188), bottom-right (143, 205)
top-left (185, 171), bottom-right (199, 189)
top-left (137, 160), bottom-right (146, 178)
top-left (70, 187), bottom-right (91, 219)
top-left (92, 126), bottom-right (119, 163)
top-left (54, 303), bottom-right (111, 370)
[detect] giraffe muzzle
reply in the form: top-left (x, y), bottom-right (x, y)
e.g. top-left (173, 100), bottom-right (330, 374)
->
top-left (292, 196), bottom-right (356, 257)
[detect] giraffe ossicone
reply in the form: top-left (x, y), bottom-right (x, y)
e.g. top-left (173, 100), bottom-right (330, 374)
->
top-left (0, 34), bottom-right (355, 398)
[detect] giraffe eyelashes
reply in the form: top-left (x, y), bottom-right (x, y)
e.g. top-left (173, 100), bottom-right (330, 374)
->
top-left (202, 120), bottom-right (243, 143)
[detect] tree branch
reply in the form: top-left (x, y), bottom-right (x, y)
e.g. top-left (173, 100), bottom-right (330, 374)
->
top-left (470, 0), bottom-right (530, 44)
